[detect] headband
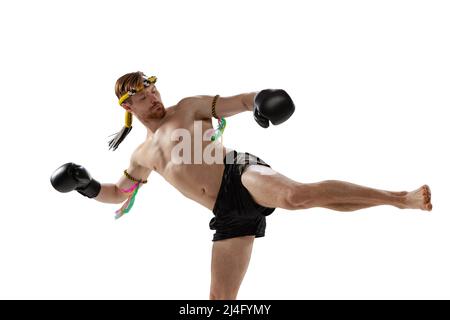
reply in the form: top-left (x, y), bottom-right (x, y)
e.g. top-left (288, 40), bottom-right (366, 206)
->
top-left (109, 74), bottom-right (226, 150)
top-left (118, 75), bottom-right (157, 106)
top-left (108, 74), bottom-right (157, 151)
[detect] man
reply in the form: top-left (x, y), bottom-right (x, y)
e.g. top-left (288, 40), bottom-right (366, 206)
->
top-left (51, 71), bottom-right (432, 300)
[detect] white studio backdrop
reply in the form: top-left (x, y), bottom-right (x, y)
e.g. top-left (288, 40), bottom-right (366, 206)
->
top-left (0, 0), bottom-right (449, 299)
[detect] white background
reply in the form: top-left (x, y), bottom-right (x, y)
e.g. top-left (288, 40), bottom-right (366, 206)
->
top-left (0, 0), bottom-right (449, 299)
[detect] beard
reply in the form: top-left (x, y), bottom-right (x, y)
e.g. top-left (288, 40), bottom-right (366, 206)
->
top-left (147, 103), bottom-right (166, 119)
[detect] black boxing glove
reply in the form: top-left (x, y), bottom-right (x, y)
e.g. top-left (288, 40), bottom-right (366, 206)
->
top-left (253, 89), bottom-right (295, 128)
top-left (50, 162), bottom-right (101, 198)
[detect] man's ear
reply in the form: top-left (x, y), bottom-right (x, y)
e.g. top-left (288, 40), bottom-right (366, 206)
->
top-left (121, 102), bottom-right (132, 112)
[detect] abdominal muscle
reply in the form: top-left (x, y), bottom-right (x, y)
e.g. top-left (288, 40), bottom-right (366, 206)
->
top-left (162, 159), bottom-right (227, 210)
top-left (136, 105), bottom-right (234, 211)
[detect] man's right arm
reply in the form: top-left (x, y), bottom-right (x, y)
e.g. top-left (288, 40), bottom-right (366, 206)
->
top-left (50, 152), bottom-right (152, 205)
top-left (94, 183), bottom-right (126, 204)
top-left (96, 156), bottom-right (152, 204)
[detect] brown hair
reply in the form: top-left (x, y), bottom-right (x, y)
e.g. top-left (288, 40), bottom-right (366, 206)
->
top-left (115, 71), bottom-right (145, 105)
top-left (107, 71), bottom-right (145, 151)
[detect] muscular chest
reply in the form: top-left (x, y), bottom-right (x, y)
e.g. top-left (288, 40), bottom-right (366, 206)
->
top-left (138, 116), bottom-right (216, 172)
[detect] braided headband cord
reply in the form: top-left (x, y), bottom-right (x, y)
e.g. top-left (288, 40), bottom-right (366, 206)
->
top-left (118, 75), bottom-right (158, 106)
top-left (108, 74), bottom-right (157, 151)
top-left (108, 112), bottom-right (133, 151)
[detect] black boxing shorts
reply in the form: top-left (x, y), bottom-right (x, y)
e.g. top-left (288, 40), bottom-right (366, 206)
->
top-left (209, 150), bottom-right (276, 241)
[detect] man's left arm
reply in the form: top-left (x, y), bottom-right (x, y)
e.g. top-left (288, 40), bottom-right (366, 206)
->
top-left (191, 89), bottom-right (296, 128)
top-left (191, 93), bottom-right (256, 120)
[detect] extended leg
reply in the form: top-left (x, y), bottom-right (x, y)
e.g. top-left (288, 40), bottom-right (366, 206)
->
top-left (210, 236), bottom-right (255, 300)
top-left (241, 165), bottom-right (432, 212)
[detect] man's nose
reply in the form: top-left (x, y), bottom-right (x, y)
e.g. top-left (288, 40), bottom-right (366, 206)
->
top-left (145, 91), bottom-right (158, 102)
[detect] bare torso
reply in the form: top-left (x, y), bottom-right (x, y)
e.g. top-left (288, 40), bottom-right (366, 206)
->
top-left (134, 100), bottom-right (232, 211)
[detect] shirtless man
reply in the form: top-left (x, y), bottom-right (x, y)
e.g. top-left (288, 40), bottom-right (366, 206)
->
top-left (50, 71), bottom-right (432, 300)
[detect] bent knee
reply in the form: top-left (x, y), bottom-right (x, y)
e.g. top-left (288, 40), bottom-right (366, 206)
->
top-left (282, 184), bottom-right (312, 210)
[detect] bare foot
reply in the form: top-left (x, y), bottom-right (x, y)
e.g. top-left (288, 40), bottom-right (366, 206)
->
top-left (404, 185), bottom-right (433, 211)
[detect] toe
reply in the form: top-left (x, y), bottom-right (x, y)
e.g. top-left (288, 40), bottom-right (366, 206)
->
top-left (423, 185), bottom-right (431, 201)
